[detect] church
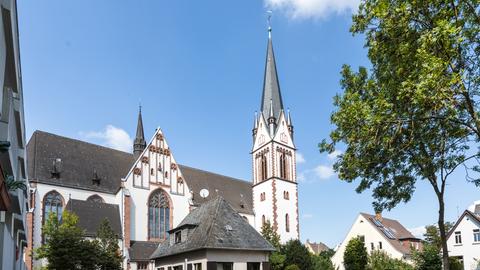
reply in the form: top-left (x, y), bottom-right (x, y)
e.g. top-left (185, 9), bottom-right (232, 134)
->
top-left (25, 28), bottom-right (300, 270)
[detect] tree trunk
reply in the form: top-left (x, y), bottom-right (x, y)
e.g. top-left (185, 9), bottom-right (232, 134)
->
top-left (437, 194), bottom-right (449, 270)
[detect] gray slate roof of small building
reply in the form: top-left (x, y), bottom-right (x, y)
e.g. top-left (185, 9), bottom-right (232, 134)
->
top-left (27, 131), bottom-right (134, 194)
top-left (65, 199), bottom-right (122, 238)
top-left (151, 196), bottom-right (274, 259)
top-left (129, 241), bottom-right (159, 261)
top-left (27, 131), bottom-right (253, 214)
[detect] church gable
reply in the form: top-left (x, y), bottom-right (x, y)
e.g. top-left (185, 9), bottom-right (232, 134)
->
top-left (252, 115), bottom-right (271, 151)
top-left (125, 128), bottom-right (186, 196)
top-left (273, 111), bottom-right (294, 149)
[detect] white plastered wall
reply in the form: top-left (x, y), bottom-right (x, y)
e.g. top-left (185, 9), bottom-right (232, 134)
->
top-left (331, 214), bottom-right (405, 270)
top-left (447, 213), bottom-right (480, 270)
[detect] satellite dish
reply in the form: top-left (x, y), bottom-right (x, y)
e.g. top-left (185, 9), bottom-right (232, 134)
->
top-left (199, 189), bottom-right (209, 199)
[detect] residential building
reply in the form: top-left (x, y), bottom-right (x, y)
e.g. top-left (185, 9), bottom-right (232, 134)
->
top-left (151, 196), bottom-right (274, 270)
top-left (0, 0), bottom-right (29, 269)
top-left (447, 203), bottom-right (480, 270)
top-left (305, 239), bottom-right (329, 255)
top-left (332, 213), bottom-right (422, 270)
top-left (26, 25), bottom-right (298, 270)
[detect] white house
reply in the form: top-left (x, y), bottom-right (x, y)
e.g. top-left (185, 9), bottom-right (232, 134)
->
top-left (447, 204), bottom-right (480, 270)
top-left (332, 213), bottom-right (422, 270)
top-left (25, 26), bottom-right (299, 270)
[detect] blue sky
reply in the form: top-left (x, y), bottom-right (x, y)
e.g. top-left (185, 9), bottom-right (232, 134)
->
top-left (18, 0), bottom-right (479, 248)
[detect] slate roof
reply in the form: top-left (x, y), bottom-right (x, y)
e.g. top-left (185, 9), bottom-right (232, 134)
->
top-left (180, 165), bottom-right (253, 215)
top-left (65, 199), bottom-right (122, 238)
top-left (129, 241), bottom-right (159, 261)
top-left (360, 213), bottom-right (420, 256)
top-left (305, 240), bottom-right (329, 255)
top-left (27, 131), bottom-right (134, 194)
top-left (260, 33), bottom-right (284, 122)
top-left (27, 131), bottom-right (254, 214)
top-left (151, 196), bottom-right (274, 259)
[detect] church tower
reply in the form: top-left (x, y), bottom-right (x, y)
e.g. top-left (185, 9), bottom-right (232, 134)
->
top-left (252, 25), bottom-right (299, 242)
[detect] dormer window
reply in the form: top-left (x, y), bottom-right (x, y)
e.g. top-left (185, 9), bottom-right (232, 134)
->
top-left (51, 158), bottom-right (62, 178)
top-left (175, 231), bottom-right (182, 244)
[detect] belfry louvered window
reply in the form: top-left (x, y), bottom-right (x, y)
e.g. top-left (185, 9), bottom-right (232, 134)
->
top-left (148, 189), bottom-right (171, 240)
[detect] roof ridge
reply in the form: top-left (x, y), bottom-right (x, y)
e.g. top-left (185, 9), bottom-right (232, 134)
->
top-left (202, 197), bottom-right (223, 247)
top-left (179, 164), bottom-right (250, 184)
top-left (32, 130), bottom-right (134, 156)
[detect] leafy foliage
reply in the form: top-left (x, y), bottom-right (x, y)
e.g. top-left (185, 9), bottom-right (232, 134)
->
top-left (312, 249), bottom-right (336, 270)
top-left (35, 211), bottom-right (96, 270)
top-left (281, 240), bottom-right (314, 270)
top-left (5, 175), bottom-right (27, 191)
top-left (343, 237), bottom-right (368, 270)
top-left (270, 251), bottom-right (287, 270)
top-left (94, 219), bottom-right (122, 270)
top-left (423, 222), bottom-right (454, 249)
top-left (448, 257), bottom-right (464, 270)
top-left (35, 211), bottom-right (122, 270)
top-left (320, 1), bottom-right (480, 268)
top-left (368, 251), bottom-right (413, 270)
top-left (261, 221), bottom-right (281, 250)
top-left (284, 265), bottom-right (300, 270)
top-left (412, 244), bottom-right (442, 270)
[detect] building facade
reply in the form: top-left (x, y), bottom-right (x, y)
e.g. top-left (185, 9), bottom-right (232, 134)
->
top-left (26, 28), bottom-right (298, 270)
top-left (0, 0), bottom-right (29, 269)
top-left (447, 204), bottom-right (480, 270)
top-left (331, 213), bottom-right (422, 270)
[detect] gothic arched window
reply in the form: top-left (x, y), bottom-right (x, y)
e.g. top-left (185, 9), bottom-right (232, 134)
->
top-left (279, 153), bottom-right (286, 179)
top-left (43, 191), bottom-right (63, 222)
top-left (262, 215), bottom-right (266, 226)
top-left (285, 214), bottom-right (290, 232)
top-left (148, 189), bottom-right (171, 241)
top-left (87, 194), bottom-right (104, 203)
top-left (261, 154), bottom-right (268, 181)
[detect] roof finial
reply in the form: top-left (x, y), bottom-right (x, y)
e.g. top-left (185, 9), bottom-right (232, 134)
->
top-left (267, 10), bottom-right (273, 39)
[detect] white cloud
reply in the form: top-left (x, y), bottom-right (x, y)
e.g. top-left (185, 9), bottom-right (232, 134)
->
top-left (296, 152), bottom-right (306, 164)
top-left (327, 150), bottom-right (343, 160)
top-left (265, 0), bottom-right (360, 20)
top-left (81, 125), bottom-right (133, 152)
top-left (314, 164), bottom-right (334, 179)
top-left (408, 226), bottom-right (426, 239)
top-left (302, 213), bottom-right (313, 219)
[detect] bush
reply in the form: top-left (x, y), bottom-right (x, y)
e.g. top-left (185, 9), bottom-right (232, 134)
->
top-left (412, 244), bottom-right (442, 270)
top-left (344, 237), bottom-right (368, 270)
top-left (448, 257), bottom-right (463, 270)
top-left (368, 251), bottom-right (413, 270)
top-left (285, 265), bottom-right (300, 270)
top-left (282, 240), bottom-right (314, 270)
top-left (312, 250), bottom-right (335, 270)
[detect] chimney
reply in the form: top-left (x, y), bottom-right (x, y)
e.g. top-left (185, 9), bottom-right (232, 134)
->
top-left (474, 204), bottom-right (480, 215)
top-left (375, 212), bottom-right (383, 222)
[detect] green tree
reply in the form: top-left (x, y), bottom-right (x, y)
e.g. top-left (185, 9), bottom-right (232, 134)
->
top-left (412, 244), bottom-right (442, 270)
top-left (368, 251), bottom-right (413, 270)
top-left (269, 251), bottom-right (286, 270)
top-left (320, 2), bottom-right (480, 269)
top-left (95, 219), bottom-right (122, 270)
top-left (424, 222), bottom-right (454, 249)
top-left (343, 237), bottom-right (368, 270)
top-left (35, 211), bottom-right (97, 270)
top-left (285, 265), bottom-right (300, 270)
top-left (312, 250), bottom-right (335, 270)
top-left (282, 240), bottom-right (313, 270)
top-left (261, 221), bottom-right (281, 250)
top-left (448, 257), bottom-right (464, 270)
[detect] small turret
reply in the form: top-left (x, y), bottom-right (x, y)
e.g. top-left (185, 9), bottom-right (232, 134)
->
top-left (268, 99), bottom-right (276, 137)
top-left (133, 106), bottom-right (146, 160)
top-left (287, 109), bottom-right (293, 136)
top-left (252, 111), bottom-right (258, 139)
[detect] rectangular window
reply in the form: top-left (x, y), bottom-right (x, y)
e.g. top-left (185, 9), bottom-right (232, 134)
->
top-left (378, 241), bottom-right (382, 249)
top-left (137, 262), bottom-right (148, 270)
top-left (359, 235), bottom-right (365, 243)
top-left (455, 231), bottom-right (462, 244)
top-left (175, 231), bottom-right (182, 243)
top-left (247, 262), bottom-right (260, 270)
top-left (371, 242), bottom-right (374, 251)
top-left (216, 262), bottom-right (233, 270)
top-left (474, 229), bottom-right (480, 242)
top-left (194, 263), bottom-right (202, 270)
top-left (173, 266), bottom-right (183, 270)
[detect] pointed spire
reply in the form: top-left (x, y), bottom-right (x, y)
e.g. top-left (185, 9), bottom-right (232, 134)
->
top-left (133, 105), bottom-right (146, 159)
top-left (253, 111), bottom-right (258, 129)
top-left (287, 108), bottom-right (292, 126)
top-left (260, 19), bottom-right (284, 124)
